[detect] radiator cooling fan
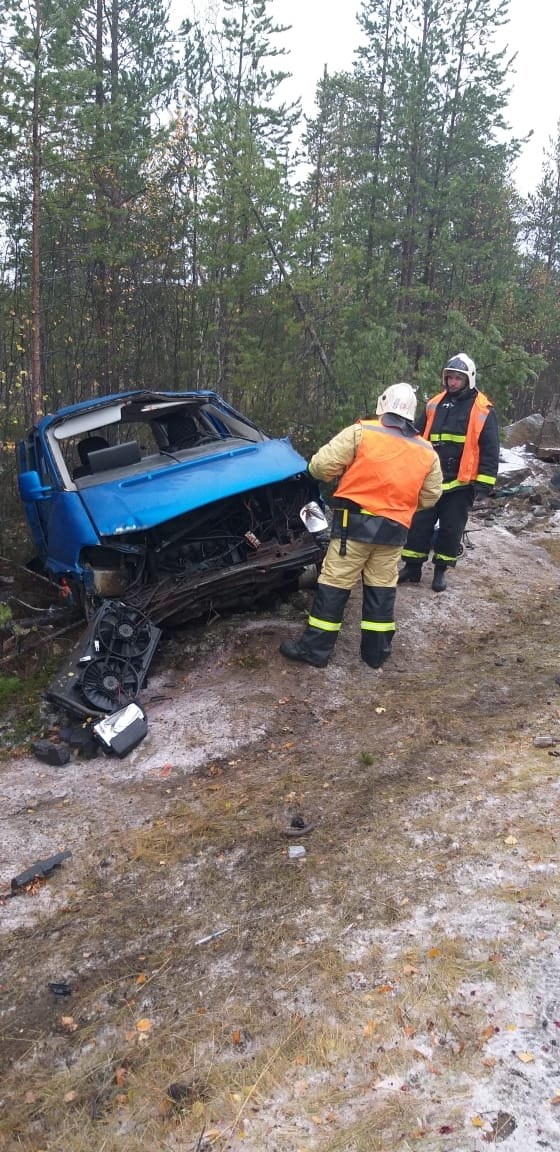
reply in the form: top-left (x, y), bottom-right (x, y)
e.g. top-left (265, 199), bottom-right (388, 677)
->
top-left (95, 603), bottom-right (154, 660)
top-left (80, 656), bottom-right (140, 714)
top-left (45, 598), bottom-right (162, 720)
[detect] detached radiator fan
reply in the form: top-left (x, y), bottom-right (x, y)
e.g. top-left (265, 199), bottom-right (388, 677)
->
top-left (45, 599), bottom-right (162, 719)
top-left (80, 656), bottom-right (140, 714)
top-left (95, 603), bottom-right (154, 660)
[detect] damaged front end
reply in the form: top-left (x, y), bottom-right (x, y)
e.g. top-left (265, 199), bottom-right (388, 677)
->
top-left (81, 476), bottom-right (323, 626)
top-left (16, 389), bottom-right (325, 628)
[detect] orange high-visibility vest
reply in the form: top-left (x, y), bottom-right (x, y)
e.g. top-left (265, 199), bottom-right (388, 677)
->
top-left (422, 390), bottom-right (493, 483)
top-left (334, 420), bottom-right (436, 529)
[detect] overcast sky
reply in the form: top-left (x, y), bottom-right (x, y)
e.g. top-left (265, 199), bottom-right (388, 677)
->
top-left (269, 0), bottom-right (559, 196)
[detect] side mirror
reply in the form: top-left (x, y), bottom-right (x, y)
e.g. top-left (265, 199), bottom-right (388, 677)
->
top-left (18, 470), bottom-right (53, 501)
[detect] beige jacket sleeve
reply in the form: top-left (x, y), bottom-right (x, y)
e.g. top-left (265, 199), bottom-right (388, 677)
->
top-left (417, 453), bottom-right (443, 510)
top-left (308, 425), bottom-right (362, 482)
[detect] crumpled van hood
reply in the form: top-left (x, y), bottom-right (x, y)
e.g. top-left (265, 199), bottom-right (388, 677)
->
top-left (79, 438), bottom-right (308, 536)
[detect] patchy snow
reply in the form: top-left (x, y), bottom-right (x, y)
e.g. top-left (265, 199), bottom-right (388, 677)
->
top-left (3, 504), bottom-right (560, 1150)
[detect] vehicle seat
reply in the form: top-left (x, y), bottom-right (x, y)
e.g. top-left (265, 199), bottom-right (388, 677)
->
top-left (73, 436), bottom-right (110, 479)
top-left (165, 414), bottom-right (202, 450)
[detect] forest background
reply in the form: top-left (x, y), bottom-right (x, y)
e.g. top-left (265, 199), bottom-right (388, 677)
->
top-left (1, 0), bottom-right (560, 543)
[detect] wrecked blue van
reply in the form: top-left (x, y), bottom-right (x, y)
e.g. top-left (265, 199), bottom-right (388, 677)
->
top-left (17, 390), bottom-right (323, 626)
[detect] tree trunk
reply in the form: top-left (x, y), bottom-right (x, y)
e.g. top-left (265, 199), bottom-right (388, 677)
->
top-left (30, 0), bottom-right (42, 425)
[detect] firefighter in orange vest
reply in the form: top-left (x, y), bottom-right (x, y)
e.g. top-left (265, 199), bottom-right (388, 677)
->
top-left (397, 354), bottom-right (499, 592)
top-left (279, 383), bottom-right (442, 669)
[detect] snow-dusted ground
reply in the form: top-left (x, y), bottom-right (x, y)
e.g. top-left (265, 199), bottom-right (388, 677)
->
top-left (2, 511), bottom-right (560, 1151)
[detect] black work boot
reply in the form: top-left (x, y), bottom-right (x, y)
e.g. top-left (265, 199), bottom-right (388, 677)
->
top-left (279, 585), bottom-right (350, 668)
top-left (397, 562), bottom-right (422, 585)
top-left (431, 564), bottom-right (447, 592)
top-left (279, 638), bottom-right (331, 668)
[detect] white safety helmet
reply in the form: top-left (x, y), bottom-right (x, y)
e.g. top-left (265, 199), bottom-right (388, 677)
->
top-left (443, 353), bottom-right (476, 390)
top-left (376, 382), bottom-right (417, 422)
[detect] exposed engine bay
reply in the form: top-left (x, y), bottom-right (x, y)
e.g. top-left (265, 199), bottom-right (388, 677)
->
top-left (81, 478), bottom-right (323, 626)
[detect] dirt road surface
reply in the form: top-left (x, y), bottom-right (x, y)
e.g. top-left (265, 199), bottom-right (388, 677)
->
top-left (2, 514), bottom-right (560, 1152)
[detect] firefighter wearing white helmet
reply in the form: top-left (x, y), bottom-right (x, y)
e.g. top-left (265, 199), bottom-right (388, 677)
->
top-left (376, 382), bottom-right (418, 421)
top-left (398, 352), bottom-right (499, 592)
top-left (279, 385), bottom-right (442, 670)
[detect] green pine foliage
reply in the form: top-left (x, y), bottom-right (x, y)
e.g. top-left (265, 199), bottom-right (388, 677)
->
top-left (0, 0), bottom-right (554, 485)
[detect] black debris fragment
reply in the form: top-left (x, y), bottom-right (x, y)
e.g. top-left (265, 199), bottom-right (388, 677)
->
top-left (48, 981), bottom-right (73, 997)
top-left (11, 850), bottom-right (72, 893)
top-left (59, 722), bottom-right (100, 759)
top-left (166, 1079), bottom-right (209, 1110)
top-left (30, 739), bottom-right (71, 766)
top-left (283, 814), bottom-right (316, 837)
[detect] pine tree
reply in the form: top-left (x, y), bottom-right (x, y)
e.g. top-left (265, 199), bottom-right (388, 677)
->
top-left (178, 0), bottom-right (300, 410)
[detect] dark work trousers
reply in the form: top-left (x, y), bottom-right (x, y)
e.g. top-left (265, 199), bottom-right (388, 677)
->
top-left (402, 486), bottom-right (474, 568)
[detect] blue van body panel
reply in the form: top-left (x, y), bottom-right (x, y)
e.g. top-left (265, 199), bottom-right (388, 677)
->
top-left (38, 491), bottom-right (103, 567)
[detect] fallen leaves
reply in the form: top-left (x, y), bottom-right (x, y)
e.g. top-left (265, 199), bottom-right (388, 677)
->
top-left (516, 1051), bottom-right (534, 1063)
top-left (58, 1016), bottom-right (78, 1033)
top-left (135, 1018), bottom-right (153, 1033)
